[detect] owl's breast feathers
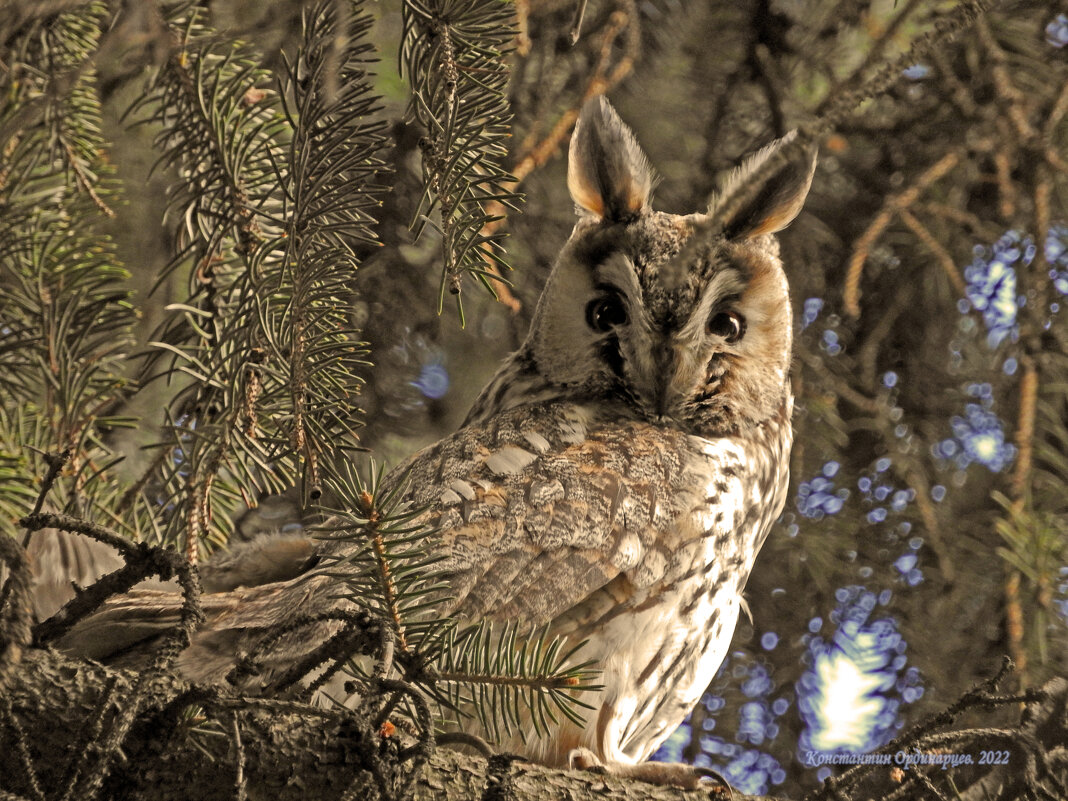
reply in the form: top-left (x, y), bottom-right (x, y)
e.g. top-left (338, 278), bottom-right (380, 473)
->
top-left (378, 396), bottom-right (791, 764)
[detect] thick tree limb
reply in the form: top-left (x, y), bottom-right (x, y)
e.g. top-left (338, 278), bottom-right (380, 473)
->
top-left (0, 649), bottom-right (725, 801)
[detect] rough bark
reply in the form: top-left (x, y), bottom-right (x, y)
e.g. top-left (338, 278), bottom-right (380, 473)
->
top-left (0, 648), bottom-right (734, 801)
top-left (4, 648), bottom-right (1067, 800)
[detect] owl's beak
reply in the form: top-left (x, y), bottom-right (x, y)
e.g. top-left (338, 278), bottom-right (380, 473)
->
top-left (653, 339), bottom-right (689, 418)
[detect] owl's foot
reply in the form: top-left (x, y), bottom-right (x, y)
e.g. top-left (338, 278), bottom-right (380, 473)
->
top-left (568, 747), bottom-right (733, 795)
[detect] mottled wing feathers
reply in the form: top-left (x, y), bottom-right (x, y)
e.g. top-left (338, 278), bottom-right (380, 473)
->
top-left (56, 574), bottom-right (338, 683)
top-left (381, 401), bottom-right (734, 626)
top-left (55, 589), bottom-right (186, 659)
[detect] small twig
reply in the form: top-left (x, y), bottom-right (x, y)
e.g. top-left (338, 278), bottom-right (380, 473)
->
top-left (844, 150), bottom-right (961, 317)
top-left (20, 511), bottom-right (137, 557)
top-left (373, 677), bottom-right (434, 771)
top-left (20, 449), bottom-right (70, 548)
top-left (568, 0), bottom-right (588, 45)
top-left (1004, 575), bottom-right (1028, 699)
top-left (62, 139), bottom-right (116, 218)
top-left (369, 528), bottom-right (407, 651)
top-left (231, 713), bottom-right (247, 801)
top-left (352, 490), bottom-right (410, 653)
top-left (435, 731), bottom-right (495, 758)
top-left (921, 201), bottom-right (1001, 239)
top-left (797, 348), bottom-right (880, 414)
top-left (816, 0), bottom-right (926, 117)
top-left (901, 464), bottom-right (955, 584)
top-left (0, 61), bottom-right (90, 150)
top-left (1003, 354), bottom-right (1039, 689)
top-left (514, 0), bottom-right (531, 55)
top-left (1, 694), bottom-right (46, 801)
top-left (374, 622), bottom-right (395, 680)
top-left (1011, 356), bottom-right (1038, 504)
top-left (911, 764), bottom-right (950, 801)
top-left (224, 609), bottom-right (377, 692)
top-left (370, 686), bottom-right (407, 733)
top-left (857, 284), bottom-right (913, 391)
top-left (930, 47), bottom-right (978, 116)
top-left (897, 208), bottom-right (966, 295)
top-left (811, 0), bottom-right (988, 139)
top-left (433, 669), bottom-right (582, 691)
top-left (1044, 76), bottom-right (1068, 140)
top-left (22, 511), bottom-right (197, 646)
top-left (1033, 166), bottom-right (1051, 278)
top-left (992, 122), bottom-right (1017, 220)
top-left (339, 674), bottom-right (434, 801)
top-left (976, 16), bottom-right (1036, 141)
top-left (185, 468), bottom-right (217, 566)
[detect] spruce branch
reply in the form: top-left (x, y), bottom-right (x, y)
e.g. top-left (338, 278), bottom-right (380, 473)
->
top-left (269, 0), bottom-right (387, 500)
top-left (125, 5), bottom-right (286, 557)
top-left (0, 3), bottom-right (142, 537)
top-left (401, 0), bottom-right (519, 318)
top-left (477, 0), bottom-right (641, 313)
top-left (132, 1), bottom-right (387, 555)
top-left (317, 461), bottom-right (447, 652)
top-left (423, 621), bottom-right (601, 744)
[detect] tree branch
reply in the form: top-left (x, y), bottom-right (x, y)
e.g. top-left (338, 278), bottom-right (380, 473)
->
top-left (1, 649), bottom-right (724, 801)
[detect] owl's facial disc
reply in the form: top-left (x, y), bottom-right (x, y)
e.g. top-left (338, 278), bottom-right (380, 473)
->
top-left (465, 97), bottom-right (813, 434)
top-left (576, 244), bottom-right (751, 425)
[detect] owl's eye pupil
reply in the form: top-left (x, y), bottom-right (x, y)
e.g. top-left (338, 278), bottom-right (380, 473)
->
top-left (586, 293), bottom-right (628, 332)
top-left (707, 310), bottom-right (746, 342)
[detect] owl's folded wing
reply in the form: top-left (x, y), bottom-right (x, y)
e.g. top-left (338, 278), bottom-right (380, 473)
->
top-left (389, 403), bottom-right (716, 626)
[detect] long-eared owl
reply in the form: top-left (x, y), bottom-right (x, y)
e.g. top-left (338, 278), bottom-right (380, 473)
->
top-left (57, 97), bottom-right (815, 786)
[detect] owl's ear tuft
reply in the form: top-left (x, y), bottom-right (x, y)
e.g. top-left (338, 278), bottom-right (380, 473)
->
top-left (567, 96), bottom-right (655, 222)
top-left (711, 130), bottom-right (817, 240)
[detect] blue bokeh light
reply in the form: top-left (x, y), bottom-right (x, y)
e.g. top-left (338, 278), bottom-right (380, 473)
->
top-left (653, 656), bottom-right (790, 795)
top-left (934, 403), bottom-right (1016, 472)
top-left (410, 360), bottom-right (450, 399)
top-left (1047, 13), bottom-right (1068, 47)
top-left (822, 328), bottom-right (842, 356)
top-left (797, 587), bottom-right (922, 759)
top-left (961, 230), bottom-right (1028, 347)
top-left (802, 297), bottom-right (824, 329)
top-left (797, 472), bottom-right (849, 519)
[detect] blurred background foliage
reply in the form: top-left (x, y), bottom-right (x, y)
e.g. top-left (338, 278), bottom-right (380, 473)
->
top-left (1, 0), bottom-right (1067, 796)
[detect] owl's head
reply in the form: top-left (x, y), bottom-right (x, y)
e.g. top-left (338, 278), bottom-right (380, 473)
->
top-left (526, 97), bottom-right (815, 436)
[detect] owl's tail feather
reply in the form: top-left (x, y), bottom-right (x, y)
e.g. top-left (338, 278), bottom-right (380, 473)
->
top-left (55, 571), bottom-right (344, 689)
top-left (48, 534), bottom-right (337, 688)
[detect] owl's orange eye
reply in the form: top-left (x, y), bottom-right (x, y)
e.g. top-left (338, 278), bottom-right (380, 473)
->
top-left (707, 310), bottom-right (746, 342)
top-left (586, 293), bottom-right (628, 332)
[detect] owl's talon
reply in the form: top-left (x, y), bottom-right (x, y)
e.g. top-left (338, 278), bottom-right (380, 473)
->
top-left (695, 767), bottom-right (735, 798)
top-left (568, 751), bottom-right (736, 793)
top-left (567, 746), bottom-right (606, 773)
